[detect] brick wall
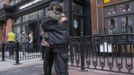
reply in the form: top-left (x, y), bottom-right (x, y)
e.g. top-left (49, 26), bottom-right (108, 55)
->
top-left (90, 0), bottom-right (98, 34)
top-left (0, 0), bottom-right (13, 42)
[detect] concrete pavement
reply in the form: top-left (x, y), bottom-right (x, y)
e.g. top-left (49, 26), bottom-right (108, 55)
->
top-left (0, 58), bottom-right (43, 71)
top-left (0, 59), bottom-right (131, 75)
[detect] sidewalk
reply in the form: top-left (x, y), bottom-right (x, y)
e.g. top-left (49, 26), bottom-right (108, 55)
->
top-left (0, 58), bottom-right (43, 71)
top-left (0, 59), bottom-right (131, 75)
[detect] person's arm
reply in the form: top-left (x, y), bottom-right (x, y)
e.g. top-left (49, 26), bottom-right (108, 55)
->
top-left (58, 16), bottom-right (68, 24)
top-left (29, 35), bottom-right (33, 43)
top-left (47, 11), bottom-right (65, 20)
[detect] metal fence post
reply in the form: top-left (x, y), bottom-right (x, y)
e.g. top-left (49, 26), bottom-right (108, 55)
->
top-left (1, 43), bottom-right (5, 61)
top-left (15, 41), bottom-right (20, 65)
top-left (80, 35), bottom-right (85, 70)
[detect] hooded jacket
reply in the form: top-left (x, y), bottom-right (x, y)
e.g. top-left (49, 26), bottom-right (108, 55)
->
top-left (41, 18), bottom-right (69, 46)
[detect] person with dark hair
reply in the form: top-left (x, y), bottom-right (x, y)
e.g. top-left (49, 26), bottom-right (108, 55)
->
top-left (42, 1), bottom-right (66, 47)
top-left (41, 1), bottom-right (69, 75)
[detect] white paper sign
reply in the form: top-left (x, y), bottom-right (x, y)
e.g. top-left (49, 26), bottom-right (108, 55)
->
top-left (73, 19), bottom-right (78, 29)
top-left (100, 42), bottom-right (112, 53)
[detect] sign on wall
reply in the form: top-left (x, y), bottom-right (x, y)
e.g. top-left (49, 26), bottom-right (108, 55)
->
top-left (104, 0), bottom-right (110, 3)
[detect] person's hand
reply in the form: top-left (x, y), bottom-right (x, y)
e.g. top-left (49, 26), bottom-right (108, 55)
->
top-left (58, 17), bottom-right (67, 24)
top-left (41, 40), bottom-right (50, 47)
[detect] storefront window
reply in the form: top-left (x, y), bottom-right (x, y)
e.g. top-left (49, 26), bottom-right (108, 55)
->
top-left (15, 17), bottom-right (22, 24)
top-left (22, 10), bottom-right (43, 22)
top-left (107, 18), bottom-right (118, 34)
top-left (73, 16), bottom-right (83, 36)
top-left (120, 16), bottom-right (133, 33)
top-left (107, 6), bottom-right (116, 15)
top-left (73, 3), bottom-right (83, 15)
top-left (97, 7), bottom-right (103, 34)
top-left (120, 3), bottom-right (131, 12)
top-left (71, 2), bottom-right (84, 36)
top-left (14, 25), bottom-right (21, 40)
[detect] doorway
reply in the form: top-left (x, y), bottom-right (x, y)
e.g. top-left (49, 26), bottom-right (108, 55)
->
top-left (28, 22), bottom-right (40, 52)
top-left (70, 0), bottom-right (91, 36)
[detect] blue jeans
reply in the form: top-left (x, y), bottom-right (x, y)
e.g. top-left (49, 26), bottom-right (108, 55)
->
top-left (28, 43), bottom-right (33, 49)
top-left (7, 41), bottom-right (16, 56)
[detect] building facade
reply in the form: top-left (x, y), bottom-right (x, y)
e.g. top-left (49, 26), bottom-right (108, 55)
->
top-left (0, 0), bottom-right (133, 42)
top-left (91, 0), bottom-right (133, 35)
top-left (0, 0), bottom-right (91, 50)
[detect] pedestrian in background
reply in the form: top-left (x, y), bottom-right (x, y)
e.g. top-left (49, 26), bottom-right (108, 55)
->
top-left (28, 31), bottom-right (33, 52)
top-left (21, 32), bottom-right (28, 55)
top-left (6, 31), bottom-right (16, 57)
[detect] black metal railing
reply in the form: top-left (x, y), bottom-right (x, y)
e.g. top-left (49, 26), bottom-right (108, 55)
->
top-left (69, 33), bottom-right (134, 74)
top-left (1, 40), bottom-right (42, 64)
top-left (1, 33), bottom-right (134, 74)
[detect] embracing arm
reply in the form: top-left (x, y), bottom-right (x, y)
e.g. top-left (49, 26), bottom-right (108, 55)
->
top-left (47, 10), bottom-right (65, 20)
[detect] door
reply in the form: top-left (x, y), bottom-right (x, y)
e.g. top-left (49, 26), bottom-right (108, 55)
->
top-left (69, 0), bottom-right (91, 36)
top-left (28, 21), bottom-right (40, 52)
top-left (71, 1), bottom-right (85, 36)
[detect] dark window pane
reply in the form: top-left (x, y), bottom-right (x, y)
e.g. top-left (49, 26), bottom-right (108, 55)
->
top-left (73, 3), bottom-right (83, 15)
top-left (120, 16), bottom-right (133, 33)
top-left (98, 7), bottom-right (103, 34)
top-left (120, 3), bottom-right (131, 12)
top-left (72, 16), bottom-right (83, 36)
top-left (105, 18), bottom-right (118, 34)
top-left (107, 6), bottom-right (117, 15)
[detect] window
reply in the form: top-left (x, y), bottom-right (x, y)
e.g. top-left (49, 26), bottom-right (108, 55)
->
top-left (97, 7), bottom-right (103, 34)
top-left (73, 16), bottom-right (83, 36)
top-left (15, 17), bottom-right (22, 24)
top-left (73, 3), bottom-right (83, 15)
top-left (120, 16), bottom-right (133, 33)
top-left (107, 6), bottom-right (116, 15)
top-left (106, 18), bottom-right (118, 34)
top-left (14, 25), bottom-right (21, 39)
top-left (120, 3), bottom-right (131, 12)
top-left (22, 10), bottom-right (43, 22)
top-left (71, 2), bottom-right (84, 36)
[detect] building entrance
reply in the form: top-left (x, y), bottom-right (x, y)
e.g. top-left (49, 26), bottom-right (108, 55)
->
top-left (28, 21), bottom-right (40, 52)
top-left (70, 0), bottom-right (91, 36)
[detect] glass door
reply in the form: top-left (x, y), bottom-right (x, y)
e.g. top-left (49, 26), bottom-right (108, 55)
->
top-left (71, 2), bottom-right (84, 36)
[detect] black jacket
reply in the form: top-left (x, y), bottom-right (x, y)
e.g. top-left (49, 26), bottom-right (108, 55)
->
top-left (41, 19), bottom-right (69, 46)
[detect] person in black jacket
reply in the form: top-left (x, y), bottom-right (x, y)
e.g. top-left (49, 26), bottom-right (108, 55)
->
top-left (41, 1), bottom-right (69, 75)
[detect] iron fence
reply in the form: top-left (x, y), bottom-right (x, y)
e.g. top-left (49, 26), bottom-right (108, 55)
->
top-left (1, 33), bottom-right (134, 74)
top-left (69, 33), bottom-right (134, 74)
top-left (0, 40), bottom-right (42, 65)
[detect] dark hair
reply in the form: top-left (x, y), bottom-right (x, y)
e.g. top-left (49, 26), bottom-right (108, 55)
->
top-left (48, 1), bottom-right (63, 12)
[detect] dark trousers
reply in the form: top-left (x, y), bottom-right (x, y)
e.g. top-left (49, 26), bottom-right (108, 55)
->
top-left (43, 46), bottom-right (68, 75)
top-left (7, 41), bottom-right (16, 56)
